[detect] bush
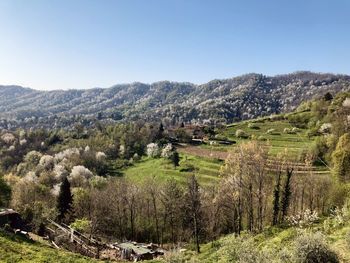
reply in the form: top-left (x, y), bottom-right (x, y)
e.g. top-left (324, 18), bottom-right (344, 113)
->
top-left (235, 129), bottom-right (249, 139)
top-left (218, 236), bottom-right (273, 263)
top-left (248, 123), bottom-right (260, 129)
top-left (292, 232), bottom-right (339, 263)
top-left (258, 136), bottom-right (267, 141)
top-left (266, 129), bottom-right (281, 135)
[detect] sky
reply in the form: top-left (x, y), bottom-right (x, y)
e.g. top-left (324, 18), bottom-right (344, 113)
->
top-left (0, 0), bottom-right (349, 90)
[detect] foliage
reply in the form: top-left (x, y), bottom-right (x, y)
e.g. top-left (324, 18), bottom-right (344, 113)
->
top-left (332, 133), bottom-right (350, 181)
top-left (292, 231), bottom-right (339, 263)
top-left (57, 177), bottom-right (73, 222)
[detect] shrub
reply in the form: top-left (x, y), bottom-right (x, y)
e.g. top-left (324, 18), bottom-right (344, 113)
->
top-left (258, 135), bottom-right (267, 141)
top-left (292, 127), bottom-right (301, 133)
top-left (248, 123), bottom-right (260, 129)
top-left (266, 128), bottom-right (280, 135)
top-left (235, 129), bottom-right (249, 139)
top-left (292, 232), bottom-right (339, 263)
top-left (319, 123), bottom-right (332, 134)
top-left (218, 236), bottom-right (273, 263)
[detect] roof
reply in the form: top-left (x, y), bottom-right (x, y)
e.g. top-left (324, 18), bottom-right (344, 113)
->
top-left (0, 208), bottom-right (18, 216)
top-left (116, 242), bottom-right (152, 255)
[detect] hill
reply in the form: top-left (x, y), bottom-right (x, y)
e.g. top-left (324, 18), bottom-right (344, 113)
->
top-left (0, 230), bottom-right (102, 263)
top-left (1, 71), bottom-right (350, 129)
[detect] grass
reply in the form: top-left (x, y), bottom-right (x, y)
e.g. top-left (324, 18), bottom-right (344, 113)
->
top-left (0, 230), bottom-right (103, 263)
top-left (122, 153), bottom-right (222, 186)
top-left (223, 119), bottom-right (313, 159)
top-left (184, 219), bottom-right (350, 263)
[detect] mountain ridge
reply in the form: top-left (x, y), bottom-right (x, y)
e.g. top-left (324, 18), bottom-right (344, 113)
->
top-left (1, 71), bottom-right (350, 128)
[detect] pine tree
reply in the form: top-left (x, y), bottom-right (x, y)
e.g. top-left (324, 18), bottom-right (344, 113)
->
top-left (0, 176), bottom-right (11, 207)
top-left (57, 177), bottom-right (73, 222)
top-left (155, 122), bottom-right (165, 141)
top-left (272, 171), bottom-right (281, 226)
top-left (280, 168), bottom-right (293, 222)
top-left (171, 151), bottom-right (180, 168)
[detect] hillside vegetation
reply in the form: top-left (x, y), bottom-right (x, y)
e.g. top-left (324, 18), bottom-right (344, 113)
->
top-left (1, 71), bottom-right (349, 129)
top-left (0, 230), bottom-right (102, 263)
top-left (0, 90), bottom-right (349, 262)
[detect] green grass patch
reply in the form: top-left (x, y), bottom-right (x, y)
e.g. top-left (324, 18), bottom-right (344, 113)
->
top-left (0, 230), bottom-right (102, 263)
top-left (122, 154), bottom-right (222, 186)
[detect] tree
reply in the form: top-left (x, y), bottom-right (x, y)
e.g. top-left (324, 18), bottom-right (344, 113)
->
top-left (160, 178), bottom-right (184, 244)
top-left (184, 175), bottom-right (202, 253)
top-left (324, 92), bottom-right (333, 101)
top-left (272, 150), bottom-right (288, 226)
top-left (0, 176), bottom-right (11, 207)
top-left (221, 141), bottom-right (269, 232)
top-left (57, 177), bottom-right (73, 222)
top-left (272, 171), bottom-right (281, 226)
top-left (280, 168), bottom-right (293, 223)
top-left (171, 151), bottom-right (180, 168)
top-left (155, 122), bottom-right (164, 141)
top-left (332, 133), bottom-right (350, 181)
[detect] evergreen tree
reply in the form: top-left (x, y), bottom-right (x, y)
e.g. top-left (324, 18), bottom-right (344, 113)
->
top-left (323, 92), bottom-right (333, 101)
top-left (155, 122), bottom-right (164, 141)
top-left (171, 151), bottom-right (180, 168)
top-left (272, 172), bottom-right (281, 226)
top-left (0, 176), bottom-right (11, 207)
top-left (280, 168), bottom-right (293, 222)
top-left (57, 177), bottom-right (73, 222)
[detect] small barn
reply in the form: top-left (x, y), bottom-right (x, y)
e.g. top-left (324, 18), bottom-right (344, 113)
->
top-left (0, 208), bottom-right (23, 229)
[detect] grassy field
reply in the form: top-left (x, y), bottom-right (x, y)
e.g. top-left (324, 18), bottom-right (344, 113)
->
top-left (221, 119), bottom-right (314, 160)
top-left (0, 230), bottom-right (103, 263)
top-left (122, 116), bottom-right (330, 186)
top-left (122, 153), bottom-right (222, 186)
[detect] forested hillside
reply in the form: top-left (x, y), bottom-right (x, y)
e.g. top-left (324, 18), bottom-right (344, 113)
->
top-left (1, 90), bottom-right (350, 261)
top-left (1, 71), bottom-right (349, 129)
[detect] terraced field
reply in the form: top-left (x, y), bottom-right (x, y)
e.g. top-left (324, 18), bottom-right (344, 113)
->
top-left (123, 117), bottom-right (331, 186)
top-left (223, 119), bottom-right (314, 159)
top-left (122, 153), bottom-right (222, 186)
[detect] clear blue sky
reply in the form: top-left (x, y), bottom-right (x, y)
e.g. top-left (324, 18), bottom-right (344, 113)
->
top-left (0, 0), bottom-right (349, 90)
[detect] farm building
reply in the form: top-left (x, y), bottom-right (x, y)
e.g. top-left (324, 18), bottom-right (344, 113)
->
top-left (0, 208), bottom-right (23, 229)
top-left (114, 242), bottom-right (164, 261)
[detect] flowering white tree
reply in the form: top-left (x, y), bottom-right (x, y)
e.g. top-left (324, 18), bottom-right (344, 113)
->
top-left (69, 165), bottom-right (93, 187)
top-left (161, 143), bottom-right (174, 158)
top-left (287, 209), bottom-right (319, 228)
top-left (39, 155), bottom-right (55, 170)
top-left (96, 151), bottom-right (107, 161)
top-left (1, 133), bottom-right (16, 144)
top-left (147, 143), bottom-right (160, 158)
top-left (343, 97), bottom-right (350, 108)
top-left (19, 139), bottom-right (27, 146)
top-left (54, 148), bottom-right (80, 162)
top-left (53, 164), bottom-right (69, 181)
